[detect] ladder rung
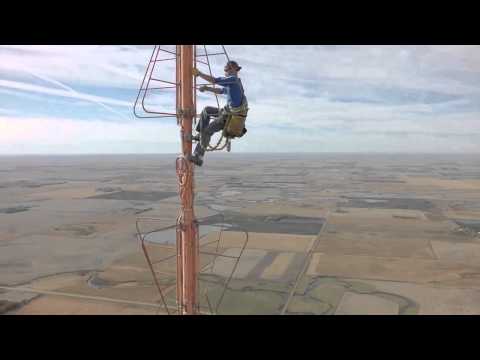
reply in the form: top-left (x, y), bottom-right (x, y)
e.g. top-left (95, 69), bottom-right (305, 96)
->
top-left (157, 48), bottom-right (177, 56)
top-left (150, 78), bottom-right (178, 85)
top-left (200, 251), bottom-right (240, 260)
top-left (140, 86), bottom-right (177, 91)
top-left (135, 111), bottom-right (178, 117)
top-left (150, 57), bottom-right (177, 63)
top-left (133, 114), bottom-right (177, 119)
top-left (196, 52), bottom-right (226, 57)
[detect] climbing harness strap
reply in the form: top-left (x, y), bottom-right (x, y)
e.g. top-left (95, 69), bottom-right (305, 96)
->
top-left (210, 77), bottom-right (249, 147)
top-left (193, 50), bottom-right (249, 152)
top-left (223, 99), bottom-right (249, 138)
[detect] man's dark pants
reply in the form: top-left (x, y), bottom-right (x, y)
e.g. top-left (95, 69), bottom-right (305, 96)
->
top-left (194, 106), bottom-right (227, 157)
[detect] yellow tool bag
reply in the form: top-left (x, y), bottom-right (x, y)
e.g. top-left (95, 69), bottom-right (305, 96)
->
top-left (224, 114), bottom-right (246, 137)
top-left (223, 101), bottom-right (249, 138)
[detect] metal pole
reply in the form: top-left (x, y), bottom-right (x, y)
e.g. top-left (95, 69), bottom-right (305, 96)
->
top-left (176, 45), bottom-right (199, 315)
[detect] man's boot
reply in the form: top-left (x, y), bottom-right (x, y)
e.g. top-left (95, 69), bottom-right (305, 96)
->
top-left (187, 153), bottom-right (204, 167)
top-left (200, 130), bottom-right (211, 149)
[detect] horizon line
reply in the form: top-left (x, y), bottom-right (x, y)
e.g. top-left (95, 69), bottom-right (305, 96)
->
top-left (1, 152), bottom-right (480, 157)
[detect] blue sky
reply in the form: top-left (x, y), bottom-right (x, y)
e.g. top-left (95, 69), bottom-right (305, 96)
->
top-left (0, 45), bottom-right (479, 154)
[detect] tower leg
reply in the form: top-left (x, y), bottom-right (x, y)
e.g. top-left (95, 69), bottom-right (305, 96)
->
top-left (176, 45), bottom-right (198, 315)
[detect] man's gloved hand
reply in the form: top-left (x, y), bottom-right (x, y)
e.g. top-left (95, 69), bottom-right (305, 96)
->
top-left (192, 68), bottom-right (200, 77)
top-left (199, 85), bottom-right (208, 92)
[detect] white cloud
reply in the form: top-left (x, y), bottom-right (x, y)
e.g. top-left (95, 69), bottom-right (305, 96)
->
top-left (0, 79), bottom-right (131, 107)
top-left (0, 45), bottom-right (152, 88)
top-left (0, 45), bottom-right (479, 154)
top-left (0, 107), bottom-right (17, 115)
top-left (0, 115), bottom-right (180, 154)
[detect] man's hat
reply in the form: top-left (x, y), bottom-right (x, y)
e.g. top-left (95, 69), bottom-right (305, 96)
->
top-left (226, 60), bottom-right (242, 71)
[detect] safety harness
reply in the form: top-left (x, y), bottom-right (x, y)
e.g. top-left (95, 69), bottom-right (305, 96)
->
top-left (202, 75), bottom-right (249, 152)
top-left (222, 77), bottom-right (249, 138)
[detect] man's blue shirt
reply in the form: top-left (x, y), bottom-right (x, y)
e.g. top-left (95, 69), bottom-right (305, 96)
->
top-left (214, 75), bottom-right (244, 108)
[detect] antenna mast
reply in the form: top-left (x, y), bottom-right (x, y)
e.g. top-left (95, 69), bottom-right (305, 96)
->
top-left (176, 45), bottom-right (199, 315)
top-left (134, 45), bottom-right (241, 315)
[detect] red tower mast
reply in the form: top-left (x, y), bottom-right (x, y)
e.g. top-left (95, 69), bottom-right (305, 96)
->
top-left (134, 45), bottom-right (245, 315)
top-left (175, 45), bottom-right (199, 315)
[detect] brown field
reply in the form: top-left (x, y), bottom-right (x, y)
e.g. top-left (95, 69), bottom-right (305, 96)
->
top-left (1, 153), bottom-right (480, 315)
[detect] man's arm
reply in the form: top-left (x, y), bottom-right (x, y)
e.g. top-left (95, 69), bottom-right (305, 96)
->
top-left (193, 68), bottom-right (216, 84)
top-left (199, 85), bottom-right (224, 95)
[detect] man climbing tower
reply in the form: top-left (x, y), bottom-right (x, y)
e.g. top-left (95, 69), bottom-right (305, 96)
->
top-left (188, 60), bottom-right (248, 167)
